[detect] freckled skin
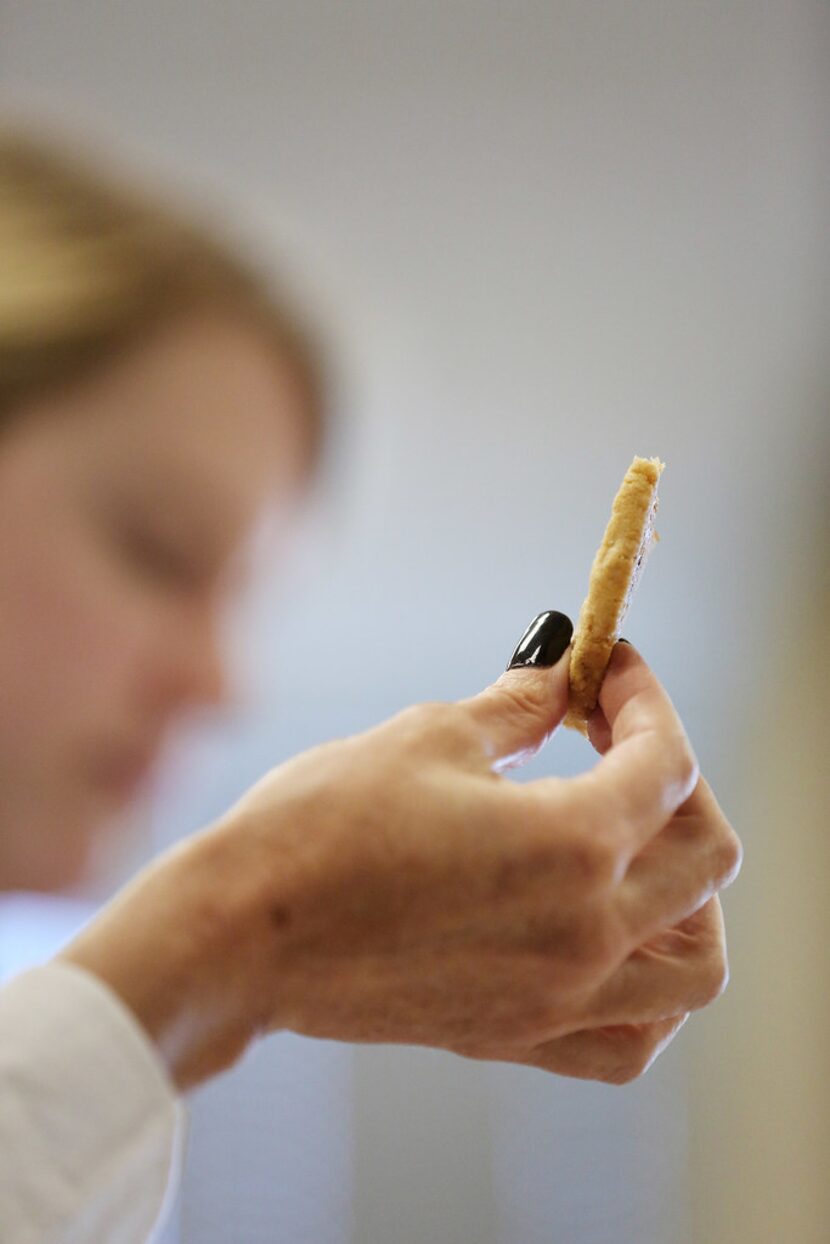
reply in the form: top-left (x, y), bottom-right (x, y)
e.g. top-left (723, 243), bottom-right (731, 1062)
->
top-left (60, 644), bottom-right (741, 1091)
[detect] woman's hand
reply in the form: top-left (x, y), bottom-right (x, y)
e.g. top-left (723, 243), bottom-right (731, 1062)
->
top-left (60, 641), bottom-right (741, 1090)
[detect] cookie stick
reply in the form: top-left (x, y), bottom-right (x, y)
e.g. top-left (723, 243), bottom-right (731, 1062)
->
top-left (563, 455), bottom-right (665, 735)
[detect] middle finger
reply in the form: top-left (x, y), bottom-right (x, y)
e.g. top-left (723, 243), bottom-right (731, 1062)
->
top-left (616, 777), bottom-right (741, 946)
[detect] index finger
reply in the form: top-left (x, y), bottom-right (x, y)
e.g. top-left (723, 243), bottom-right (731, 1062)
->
top-left (564, 643), bottom-right (699, 859)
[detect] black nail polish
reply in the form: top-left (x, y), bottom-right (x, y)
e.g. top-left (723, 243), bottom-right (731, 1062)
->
top-left (506, 611), bottom-right (573, 670)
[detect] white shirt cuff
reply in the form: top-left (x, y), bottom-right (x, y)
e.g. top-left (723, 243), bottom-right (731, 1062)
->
top-left (0, 960), bottom-right (186, 1244)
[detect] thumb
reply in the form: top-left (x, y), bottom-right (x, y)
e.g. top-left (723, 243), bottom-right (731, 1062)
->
top-left (459, 611), bottom-right (573, 772)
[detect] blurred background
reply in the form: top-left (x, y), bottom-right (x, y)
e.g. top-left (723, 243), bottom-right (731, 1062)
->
top-left (1, 2), bottom-right (827, 1241)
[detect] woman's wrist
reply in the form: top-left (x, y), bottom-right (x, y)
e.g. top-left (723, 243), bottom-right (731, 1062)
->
top-left (56, 820), bottom-right (300, 1092)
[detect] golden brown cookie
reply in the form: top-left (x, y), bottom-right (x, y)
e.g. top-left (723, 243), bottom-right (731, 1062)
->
top-left (564, 455), bottom-right (665, 735)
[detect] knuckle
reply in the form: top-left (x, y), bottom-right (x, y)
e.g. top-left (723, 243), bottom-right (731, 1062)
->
top-left (604, 1034), bottom-right (656, 1085)
top-left (717, 823), bottom-right (743, 887)
top-left (492, 678), bottom-right (551, 731)
top-left (667, 732), bottom-right (699, 801)
top-left (697, 948), bottom-right (730, 1008)
top-left (616, 1056), bottom-right (652, 1085)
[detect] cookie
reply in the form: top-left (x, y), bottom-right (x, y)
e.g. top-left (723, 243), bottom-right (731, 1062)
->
top-left (563, 455), bottom-right (664, 735)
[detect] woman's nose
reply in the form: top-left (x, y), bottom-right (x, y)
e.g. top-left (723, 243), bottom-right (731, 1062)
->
top-left (159, 603), bottom-right (231, 712)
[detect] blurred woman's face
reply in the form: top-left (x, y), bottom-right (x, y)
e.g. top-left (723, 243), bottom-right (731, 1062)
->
top-left (0, 311), bottom-right (310, 891)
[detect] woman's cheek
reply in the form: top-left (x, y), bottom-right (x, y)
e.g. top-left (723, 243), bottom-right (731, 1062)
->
top-left (32, 517), bottom-right (157, 726)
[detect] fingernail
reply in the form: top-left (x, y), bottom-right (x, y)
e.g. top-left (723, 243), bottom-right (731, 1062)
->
top-left (618, 637), bottom-right (631, 645)
top-left (506, 611), bottom-right (573, 670)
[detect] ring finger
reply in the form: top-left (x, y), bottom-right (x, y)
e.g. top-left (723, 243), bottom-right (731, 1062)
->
top-left (522, 1013), bottom-right (689, 1084)
top-left (575, 897), bottom-right (728, 1029)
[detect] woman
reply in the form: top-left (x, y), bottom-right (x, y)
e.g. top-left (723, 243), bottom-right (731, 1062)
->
top-left (0, 127), bottom-right (741, 1242)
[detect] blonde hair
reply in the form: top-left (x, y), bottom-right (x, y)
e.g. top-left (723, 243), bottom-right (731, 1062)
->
top-left (0, 124), bottom-right (325, 467)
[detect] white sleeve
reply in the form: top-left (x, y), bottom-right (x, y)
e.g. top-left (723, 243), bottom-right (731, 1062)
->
top-left (0, 960), bottom-right (186, 1244)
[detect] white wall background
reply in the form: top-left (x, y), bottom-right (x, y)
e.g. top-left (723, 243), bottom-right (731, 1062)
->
top-left (1, 3), bottom-right (827, 1242)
